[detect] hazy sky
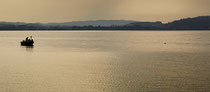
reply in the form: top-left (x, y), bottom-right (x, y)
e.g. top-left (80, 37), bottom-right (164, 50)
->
top-left (0, 0), bottom-right (209, 23)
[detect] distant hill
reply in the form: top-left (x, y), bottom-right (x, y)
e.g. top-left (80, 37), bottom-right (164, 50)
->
top-left (0, 22), bottom-right (25, 26)
top-left (126, 21), bottom-right (163, 27)
top-left (165, 16), bottom-right (210, 30)
top-left (46, 20), bottom-right (137, 26)
top-left (0, 16), bottom-right (209, 30)
top-left (0, 22), bottom-right (46, 30)
top-left (124, 16), bottom-right (210, 30)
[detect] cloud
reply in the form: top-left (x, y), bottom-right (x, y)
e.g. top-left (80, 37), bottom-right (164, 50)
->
top-left (0, 0), bottom-right (209, 22)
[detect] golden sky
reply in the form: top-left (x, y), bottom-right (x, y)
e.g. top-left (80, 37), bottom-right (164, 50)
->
top-left (0, 0), bottom-right (209, 23)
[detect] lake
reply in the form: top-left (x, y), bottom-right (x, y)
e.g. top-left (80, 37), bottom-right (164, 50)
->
top-left (0, 31), bottom-right (210, 92)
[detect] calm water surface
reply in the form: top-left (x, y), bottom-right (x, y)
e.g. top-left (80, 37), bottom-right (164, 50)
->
top-left (0, 31), bottom-right (210, 92)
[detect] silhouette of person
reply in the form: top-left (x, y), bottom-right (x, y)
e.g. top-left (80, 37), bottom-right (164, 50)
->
top-left (30, 36), bottom-right (34, 43)
top-left (26, 37), bottom-right (29, 42)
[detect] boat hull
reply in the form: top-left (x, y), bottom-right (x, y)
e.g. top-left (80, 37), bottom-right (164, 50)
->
top-left (21, 41), bottom-right (34, 46)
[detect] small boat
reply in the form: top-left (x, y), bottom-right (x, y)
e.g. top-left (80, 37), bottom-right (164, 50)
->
top-left (21, 36), bottom-right (34, 46)
top-left (21, 40), bottom-right (34, 46)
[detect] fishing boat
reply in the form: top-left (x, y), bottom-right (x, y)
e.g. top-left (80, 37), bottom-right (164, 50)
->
top-left (21, 36), bottom-right (34, 46)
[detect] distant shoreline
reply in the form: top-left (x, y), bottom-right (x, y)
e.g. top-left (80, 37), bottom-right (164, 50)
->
top-left (0, 16), bottom-right (210, 30)
top-left (0, 30), bottom-right (210, 31)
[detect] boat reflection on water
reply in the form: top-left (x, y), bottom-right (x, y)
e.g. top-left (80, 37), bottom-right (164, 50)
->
top-left (25, 46), bottom-right (34, 48)
top-left (21, 46), bottom-right (34, 52)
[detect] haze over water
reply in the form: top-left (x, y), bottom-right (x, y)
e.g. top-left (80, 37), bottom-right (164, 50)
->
top-left (0, 31), bottom-right (210, 92)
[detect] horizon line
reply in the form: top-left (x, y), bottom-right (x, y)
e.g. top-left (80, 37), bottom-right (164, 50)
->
top-left (0, 15), bottom-right (209, 24)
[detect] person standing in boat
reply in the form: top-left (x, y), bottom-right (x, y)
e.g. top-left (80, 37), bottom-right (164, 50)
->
top-left (30, 36), bottom-right (33, 41)
top-left (30, 36), bottom-right (34, 43)
top-left (26, 37), bottom-right (29, 42)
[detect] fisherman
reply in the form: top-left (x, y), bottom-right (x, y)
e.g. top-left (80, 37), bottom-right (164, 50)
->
top-left (30, 36), bottom-right (33, 42)
top-left (26, 37), bottom-right (29, 42)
